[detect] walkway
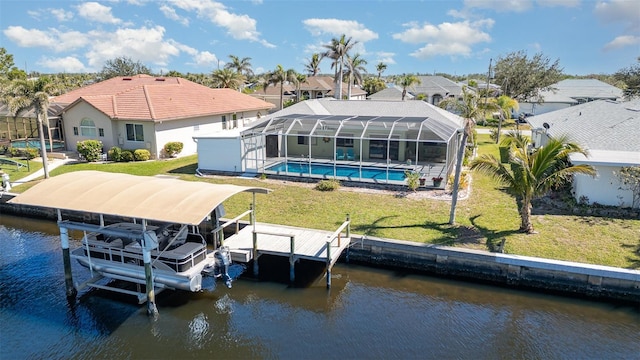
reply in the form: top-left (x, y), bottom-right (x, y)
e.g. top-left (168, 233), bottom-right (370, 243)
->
top-left (11, 155), bottom-right (76, 185)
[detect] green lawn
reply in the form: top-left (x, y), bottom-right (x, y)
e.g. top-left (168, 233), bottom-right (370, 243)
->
top-left (9, 136), bottom-right (640, 269)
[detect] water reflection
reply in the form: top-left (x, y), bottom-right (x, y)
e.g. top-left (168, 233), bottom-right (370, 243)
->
top-left (1, 215), bottom-right (639, 360)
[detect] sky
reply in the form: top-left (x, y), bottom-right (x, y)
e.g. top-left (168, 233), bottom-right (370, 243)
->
top-left (0, 0), bottom-right (638, 77)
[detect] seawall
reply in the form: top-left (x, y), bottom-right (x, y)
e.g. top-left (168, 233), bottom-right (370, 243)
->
top-left (2, 193), bottom-right (639, 304)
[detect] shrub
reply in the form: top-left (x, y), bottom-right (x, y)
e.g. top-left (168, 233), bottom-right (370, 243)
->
top-left (77, 140), bottom-right (103, 162)
top-left (120, 150), bottom-right (134, 162)
top-left (23, 148), bottom-right (39, 160)
top-left (9, 147), bottom-right (21, 157)
top-left (108, 146), bottom-right (122, 162)
top-left (133, 149), bottom-right (150, 161)
top-left (448, 171), bottom-right (469, 190)
top-left (404, 171), bottom-right (420, 191)
top-left (315, 179), bottom-right (340, 191)
top-left (259, 173), bottom-right (267, 180)
top-left (0, 145), bottom-right (8, 155)
top-left (163, 141), bottom-right (183, 158)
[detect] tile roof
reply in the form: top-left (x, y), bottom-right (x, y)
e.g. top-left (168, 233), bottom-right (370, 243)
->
top-left (527, 99), bottom-right (640, 157)
top-left (255, 76), bottom-right (366, 97)
top-left (53, 74), bottom-right (274, 121)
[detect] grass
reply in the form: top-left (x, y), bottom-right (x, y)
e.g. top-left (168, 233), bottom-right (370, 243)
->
top-left (0, 156), bottom-right (42, 182)
top-left (9, 136), bottom-right (640, 270)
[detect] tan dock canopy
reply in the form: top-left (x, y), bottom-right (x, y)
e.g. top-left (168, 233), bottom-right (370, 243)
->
top-left (8, 171), bottom-right (270, 225)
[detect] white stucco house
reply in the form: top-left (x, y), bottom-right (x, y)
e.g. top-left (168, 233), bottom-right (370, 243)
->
top-left (52, 75), bottom-right (274, 158)
top-left (528, 99), bottom-right (640, 208)
top-left (519, 79), bottom-right (623, 116)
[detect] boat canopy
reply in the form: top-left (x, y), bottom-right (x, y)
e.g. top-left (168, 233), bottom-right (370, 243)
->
top-left (8, 171), bottom-right (270, 225)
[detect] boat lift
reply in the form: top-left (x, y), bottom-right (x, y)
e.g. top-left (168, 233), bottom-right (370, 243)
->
top-left (8, 170), bottom-right (269, 316)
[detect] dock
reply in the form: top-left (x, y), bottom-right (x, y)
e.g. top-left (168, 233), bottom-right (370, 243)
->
top-left (221, 217), bottom-right (351, 288)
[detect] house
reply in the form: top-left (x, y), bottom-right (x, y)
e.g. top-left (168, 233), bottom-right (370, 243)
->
top-left (250, 76), bottom-right (367, 111)
top-left (519, 79), bottom-right (623, 116)
top-left (528, 99), bottom-right (640, 208)
top-left (408, 76), bottom-right (465, 105)
top-left (195, 98), bottom-right (465, 188)
top-left (52, 74), bottom-right (274, 158)
top-left (367, 86), bottom-right (414, 101)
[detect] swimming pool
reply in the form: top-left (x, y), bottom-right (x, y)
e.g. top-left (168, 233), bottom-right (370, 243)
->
top-left (266, 161), bottom-right (408, 182)
top-left (10, 140), bottom-right (65, 151)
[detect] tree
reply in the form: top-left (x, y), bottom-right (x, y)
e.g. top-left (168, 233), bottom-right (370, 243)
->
top-left (493, 51), bottom-right (563, 102)
top-left (614, 57), bottom-right (640, 100)
top-left (471, 132), bottom-right (596, 233)
top-left (489, 95), bottom-right (519, 143)
top-left (0, 47), bottom-right (26, 81)
top-left (224, 55), bottom-right (252, 76)
top-left (304, 53), bottom-right (323, 76)
top-left (399, 74), bottom-right (420, 101)
top-left (99, 56), bottom-right (151, 79)
top-left (376, 62), bottom-right (387, 79)
top-left (323, 35), bottom-right (358, 99)
top-left (266, 65), bottom-right (297, 110)
top-left (615, 166), bottom-right (640, 209)
top-left (363, 77), bottom-right (386, 96)
top-left (211, 68), bottom-right (245, 90)
top-left (345, 53), bottom-right (367, 99)
top-left (294, 73), bottom-right (307, 102)
top-left (439, 86), bottom-right (499, 225)
top-left (2, 77), bottom-right (62, 178)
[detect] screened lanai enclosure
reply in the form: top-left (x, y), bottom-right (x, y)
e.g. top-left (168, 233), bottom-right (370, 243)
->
top-left (240, 113), bottom-right (462, 188)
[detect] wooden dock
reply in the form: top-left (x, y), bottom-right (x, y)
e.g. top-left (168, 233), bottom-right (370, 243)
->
top-left (221, 218), bottom-right (351, 288)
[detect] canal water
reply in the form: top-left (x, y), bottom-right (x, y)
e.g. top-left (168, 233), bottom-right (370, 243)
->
top-left (1, 214), bottom-right (639, 359)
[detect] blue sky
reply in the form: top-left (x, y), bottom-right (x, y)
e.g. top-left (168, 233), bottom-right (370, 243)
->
top-left (1, 0), bottom-right (638, 77)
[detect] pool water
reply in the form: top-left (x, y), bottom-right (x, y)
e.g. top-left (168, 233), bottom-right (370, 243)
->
top-left (267, 161), bottom-right (407, 181)
top-left (10, 140), bottom-right (65, 151)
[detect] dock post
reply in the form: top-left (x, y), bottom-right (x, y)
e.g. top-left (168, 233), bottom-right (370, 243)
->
top-left (326, 241), bottom-right (332, 289)
top-left (289, 236), bottom-right (295, 284)
top-left (346, 214), bottom-right (350, 238)
top-left (249, 203), bottom-right (255, 226)
top-left (59, 226), bottom-right (77, 300)
top-left (142, 223), bottom-right (158, 317)
top-left (252, 231), bottom-right (259, 277)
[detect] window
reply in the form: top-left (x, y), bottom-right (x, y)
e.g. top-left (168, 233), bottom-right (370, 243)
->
top-left (98, 128), bottom-right (104, 137)
top-left (126, 124), bottom-right (144, 142)
top-left (80, 118), bottom-right (97, 137)
top-left (297, 136), bottom-right (307, 145)
top-left (222, 115), bottom-right (227, 130)
top-left (336, 134), bottom-right (354, 147)
top-left (73, 127), bottom-right (78, 136)
top-left (232, 113), bottom-right (238, 128)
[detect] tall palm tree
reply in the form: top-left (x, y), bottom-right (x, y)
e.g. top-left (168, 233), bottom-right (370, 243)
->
top-left (211, 68), bottom-right (245, 90)
top-left (399, 74), bottom-right (420, 101)
top-left (224, 55), bottom-right (252, 76)
top-left (376, 62), bottom-right (387, 79)
top-left (439, 86), bottom-right (499, 225)
top-left (304, 53), bottom-right (323, 76)
top-left (323, 35), bottom-right (358, 99)
top-left (3, 76), bottom-right (61, 178)
top-left (294, 73), bottom-right (307, 102)
top-left (266, 65), bottom-right (297, 110)
top-left (471, 133), bottom-right (596, 233)
top-left (490, 95), bottom-right (519, 143)
top-left (345, 53), bottom-right (367, 100)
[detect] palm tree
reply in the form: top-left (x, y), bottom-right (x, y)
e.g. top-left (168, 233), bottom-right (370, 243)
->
top-left (211, 68), bottom-right (245, 90)
top-left (224, 55), bottom-right (252, 76)
top-left (345, 53), bottom-right (367, 99)
top-left (399, 74), bottom-right (420, 101)
top-left (439, 86), bottom-right (499, 225)
top-left (294, 73), bottom-right (307, 102)
top-left (266, 65), bottom-right (297, 110)
top-left (304, 53), bottom-right (323, 76)
top-left (490, 95), bottom-right (519, 143)
top-left (323, 35), bottom-right (358, 99)
top-left (3, 76), bottom-right (61, 178)
top-left (470, 133), bottom-right (596, 233)
top-left (376, 62), bottom-right (387, 79)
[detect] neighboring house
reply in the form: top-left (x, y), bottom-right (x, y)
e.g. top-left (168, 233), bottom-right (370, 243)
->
top-left (519, 79), bottom-right (623, 116)
top-left (251, 76), bottom-right (367, 111)
top-left (408, 76), bottom-right (465, 105)
top-left (51, 74), bottom-right (273, 158)
top-left (367, 86), bottom-right (413, 101)
top-left (195, 98), bottom-right (464, 188)
top-left (528, 99), bottom-right (640, 208)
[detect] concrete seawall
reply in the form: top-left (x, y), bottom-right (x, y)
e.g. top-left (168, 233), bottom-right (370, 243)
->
top-left (2, 194), bottom-right (639, 304)
top-left (346, 235), bottom-right (640, 304)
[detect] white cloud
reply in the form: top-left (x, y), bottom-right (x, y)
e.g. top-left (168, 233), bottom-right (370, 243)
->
top-left (375, 52), bottom-right (396, 65)
top-left (38, 56), bottom-right (87, 72)
top-left (168, 0), bottom-right (274, 47)
top-left (51, 8), bottom-right (74, 22)
top-left (393, 19), bottom-right (493, 59)
top-left (537, 0), bottom-right (580, 7)
top-left (76, 2), bottom-right (122, 24)
top-left (303, 19), bottom-right (379, 42)
top-left (3, 26), bottom-right (89, 52)
top-left (463, 0), bottom-right (534, 12)
top-left (192, 51), bottom-right (219, 67)
top-left (603, 35), bottom-right (640, 51)
top-left (85, 26), bottom-right (180, 69)
top-left (594, 0), bottom-right (640, 32)
top-left (160, 4), bottom-right (190, 26)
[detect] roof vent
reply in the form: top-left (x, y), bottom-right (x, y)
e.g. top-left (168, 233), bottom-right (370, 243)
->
top-left (156, 78), bottom-right (165, 81)
top-left (122, 77), bottom-right (132, 81)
